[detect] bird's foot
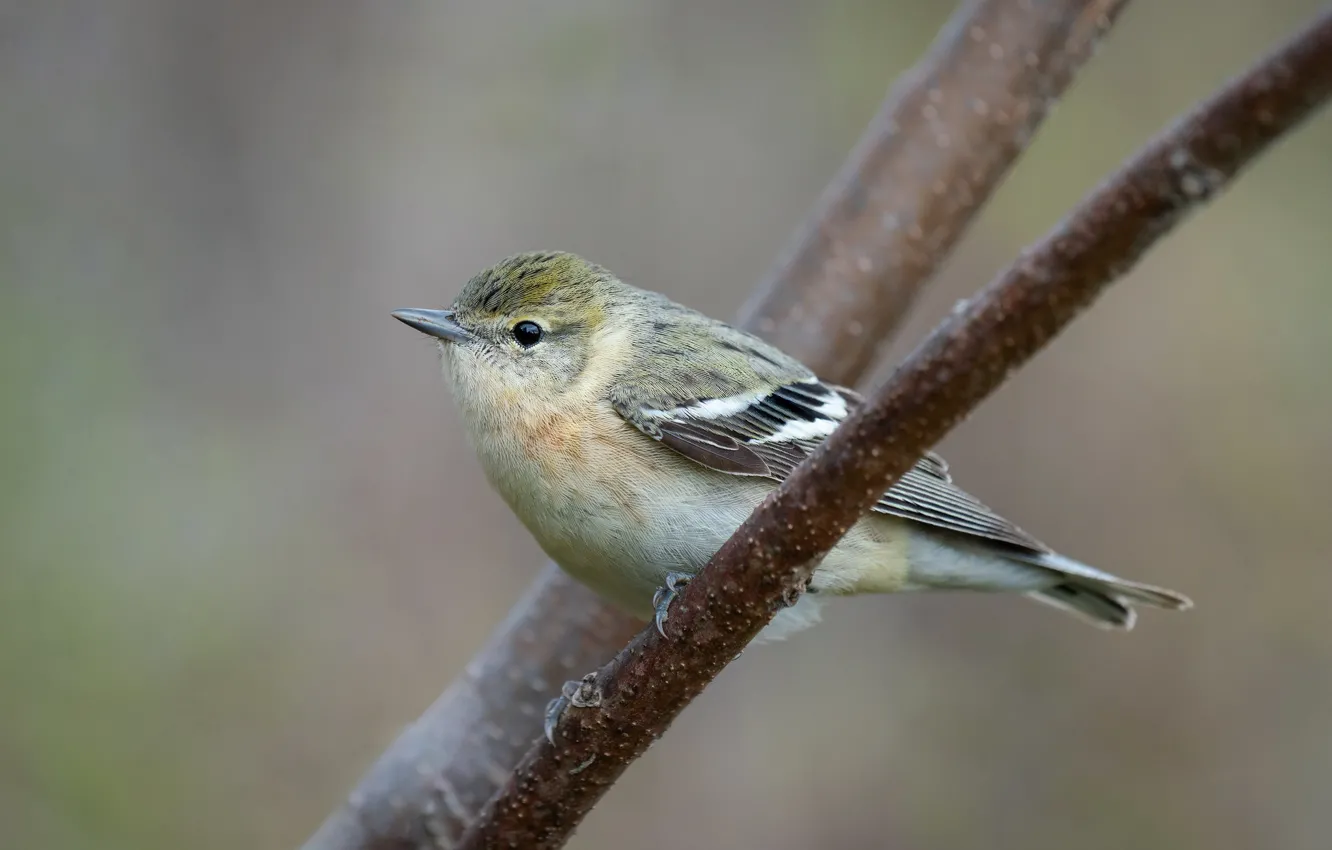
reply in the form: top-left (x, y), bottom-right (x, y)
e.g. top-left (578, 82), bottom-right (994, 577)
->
top-left (652, 571), bottom-right (693, 637)
top-left (543, 672), bottom-right (602, 745)
top-left (782, 576), bottom-right (816, 608)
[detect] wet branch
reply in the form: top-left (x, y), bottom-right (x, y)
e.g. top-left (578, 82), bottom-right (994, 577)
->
top-left (457, 8), bottom-right (1332, 849)
top-left (301, 1), bottom-right (1135, 848)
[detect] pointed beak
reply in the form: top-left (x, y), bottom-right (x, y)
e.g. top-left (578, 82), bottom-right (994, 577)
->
top-left (391, 308), bottom-right (473, 343)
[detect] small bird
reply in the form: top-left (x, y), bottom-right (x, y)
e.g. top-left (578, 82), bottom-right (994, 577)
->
top-left (394, 251), bottom-right (1191, 645)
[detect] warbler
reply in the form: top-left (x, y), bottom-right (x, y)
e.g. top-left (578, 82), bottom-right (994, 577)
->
top-left (394, 251), bottom-right (1191, 643)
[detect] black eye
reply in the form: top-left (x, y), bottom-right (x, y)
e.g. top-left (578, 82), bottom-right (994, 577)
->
top-left (512, 320), bottom-right (543, 348)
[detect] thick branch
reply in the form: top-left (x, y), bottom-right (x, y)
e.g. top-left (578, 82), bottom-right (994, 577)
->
top-left (301, 2), bottom-right (1132, 848)
top-left (458, 10), bottom-right (1332, 849)
top-left (740, 0), bottom-right (1129, 384)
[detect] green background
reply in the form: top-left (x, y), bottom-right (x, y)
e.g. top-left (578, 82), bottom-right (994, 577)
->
top-left (3, 1), bottom-right (1331, 848)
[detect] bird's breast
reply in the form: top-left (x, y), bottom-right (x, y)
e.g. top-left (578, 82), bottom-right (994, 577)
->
top-left (465, 401), bottom-right (766, 612)
top-left (469, 403), bottom-right (653, 528)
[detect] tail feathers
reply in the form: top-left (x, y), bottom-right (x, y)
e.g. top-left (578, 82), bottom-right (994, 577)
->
top-left (1028, 584), bottom-right (1136, 630)
top-left (1015, 551), bottom-right (1193, 630)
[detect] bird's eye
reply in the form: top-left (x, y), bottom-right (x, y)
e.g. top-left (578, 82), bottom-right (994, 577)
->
top-left (512, 320), bottom-right (544, 348)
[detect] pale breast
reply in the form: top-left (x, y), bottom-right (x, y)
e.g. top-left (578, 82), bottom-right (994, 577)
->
top-left (449, 358), bottom-right (912, 618)
top-left (468, 401), bottom-right (767, 615)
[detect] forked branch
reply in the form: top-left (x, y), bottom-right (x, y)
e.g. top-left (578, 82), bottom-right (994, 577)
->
top-left (299, 3), bottom-right (1128, 848)
top-left (458, 9), bottom-right (1332, 849)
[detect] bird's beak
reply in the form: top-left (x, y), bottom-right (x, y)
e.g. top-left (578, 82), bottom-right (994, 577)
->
top-left (391, 308), bottom-right (473, 343)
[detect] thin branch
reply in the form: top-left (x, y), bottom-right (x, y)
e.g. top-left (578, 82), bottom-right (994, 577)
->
top-left (458, 9), bottom-right (1332, 849)
top-left (301, 2), bottom-right (1133, 848)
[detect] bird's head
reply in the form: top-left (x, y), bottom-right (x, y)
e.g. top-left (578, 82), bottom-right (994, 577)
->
top-left (393, 251), bottom-right (630, 417)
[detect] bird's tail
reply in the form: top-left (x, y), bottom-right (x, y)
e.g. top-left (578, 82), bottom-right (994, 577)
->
top-left (1015, 551), bottom-right (1193, 630)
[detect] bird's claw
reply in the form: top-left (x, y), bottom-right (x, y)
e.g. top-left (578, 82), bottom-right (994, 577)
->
top-left (653, 571), bottom-right (692, 638)
top-left (782, 576), bottom-right (814, 608)
top-left (543, 673), bottom-right (602, 745)
top-left (543, 695), bottom-right (565, 746)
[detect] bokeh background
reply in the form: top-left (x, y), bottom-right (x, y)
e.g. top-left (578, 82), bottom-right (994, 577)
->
top-left (4, 1), bottom-right (1331, 848)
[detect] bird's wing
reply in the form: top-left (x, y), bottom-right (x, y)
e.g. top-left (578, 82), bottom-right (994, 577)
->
top-left (612, 378), bottom-right (1049, 553)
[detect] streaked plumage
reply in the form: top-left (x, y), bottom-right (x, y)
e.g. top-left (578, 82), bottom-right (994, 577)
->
top-left (395, 251), bottom-right (1192, 642)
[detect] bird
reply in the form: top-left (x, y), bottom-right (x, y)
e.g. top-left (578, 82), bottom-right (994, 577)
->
top-left (392, 250), bottom-right (1192, 647)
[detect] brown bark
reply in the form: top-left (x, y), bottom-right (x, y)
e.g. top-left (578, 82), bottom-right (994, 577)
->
top-left (740, 0), bottom-right (1128, 385)
top-left (457, 8), bottom-right (1332, 849)
top-left (300, 1), bottom-right (1137, 848)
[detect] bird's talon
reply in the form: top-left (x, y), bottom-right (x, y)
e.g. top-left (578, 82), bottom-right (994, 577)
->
top-left (544, 673), bottom-right (602, 745)
top-left (652, 571), bottom-right (692, 638)
top-left (781, 581), bottom-right (805, 608)
top-left (543, 695), bottom-right (567, 745)
top-left (566, 672), bottom-right (602, 709)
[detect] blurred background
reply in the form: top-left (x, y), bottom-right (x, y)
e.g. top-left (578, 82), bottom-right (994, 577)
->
top-left (3, 1), bottom-right (1331, 848)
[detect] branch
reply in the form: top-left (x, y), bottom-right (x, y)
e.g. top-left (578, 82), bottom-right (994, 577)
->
top-left (458, 9), bottom-right (1332, 849)
top-left (301, 2), bottom-right (1132, 848)
top-left (740, 0), bottom-right (1129, 385)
